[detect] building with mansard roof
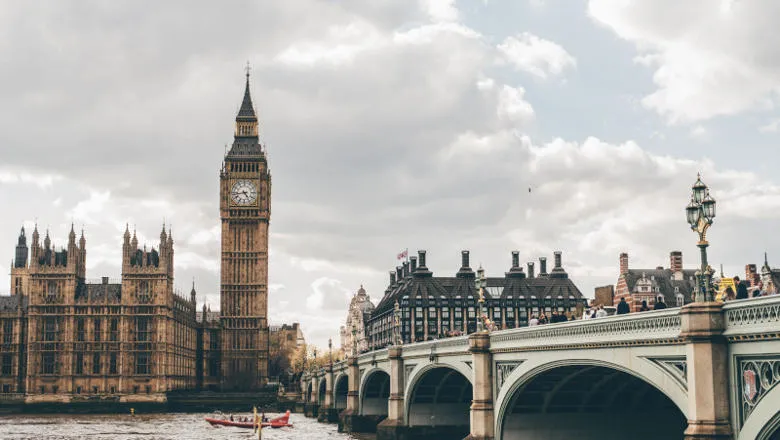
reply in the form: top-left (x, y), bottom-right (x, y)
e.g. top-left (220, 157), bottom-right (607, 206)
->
top-left (366, 249), bottom-right (587, 350)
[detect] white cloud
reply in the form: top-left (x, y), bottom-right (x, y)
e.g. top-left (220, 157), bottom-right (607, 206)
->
top-left (759, 118), bottom-right (780, 133)
top-left (588, 0), bottom-right (780, 124)
top-left (497, 85), bottom-right (535, 123)
top-left (689, 125), bottom-right (708, 140)
top-left (497, 32), bottom-right (576, 79)
top-left (420, 0), bottom-right (459, 23)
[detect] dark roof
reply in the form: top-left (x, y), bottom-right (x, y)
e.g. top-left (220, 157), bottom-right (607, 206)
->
top-left (373, 262), bottom-right (585, 316)
top-left (237, 75), bottom-right (257, 121)
top-left (0, 295), bottom-right (26, 312)
top-left (227, 141), bottom-right (263, 158)
top-left (623, 268), bottom-right (696, 305)
top-left (76, 282), bottom-right (122, 303)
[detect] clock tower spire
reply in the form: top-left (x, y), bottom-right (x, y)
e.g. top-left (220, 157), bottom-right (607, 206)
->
top-left (218, 67), bottom-right (271, 390)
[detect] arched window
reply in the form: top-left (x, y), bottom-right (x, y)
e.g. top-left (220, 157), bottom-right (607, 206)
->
top-left (676, 292), bottom-right (684, 307)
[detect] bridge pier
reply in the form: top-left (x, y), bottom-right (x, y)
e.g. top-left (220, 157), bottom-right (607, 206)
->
top-left (466, 332), bottom-right (493, 440)
top-left (681, 302), bottom-right (733, 439)
top-left (304, 376), bottom-right (319, 418)
top-left (318, 365), bottom-right (339, 423)
top-left (377, 346), bottom-right (405, 440)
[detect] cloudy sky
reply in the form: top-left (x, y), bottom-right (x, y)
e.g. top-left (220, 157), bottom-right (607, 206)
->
top-left (1, 0), bottom-right (779, 349)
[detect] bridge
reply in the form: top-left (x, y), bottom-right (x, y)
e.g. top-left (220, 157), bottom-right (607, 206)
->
top-left (299, 297), bottom-right (780, 439)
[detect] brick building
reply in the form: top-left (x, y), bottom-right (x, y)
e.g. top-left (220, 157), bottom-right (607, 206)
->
top-left (613, 251), bottom-right (697, 312)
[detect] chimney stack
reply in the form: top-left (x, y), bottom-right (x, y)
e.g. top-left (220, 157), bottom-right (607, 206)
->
top-left (527, 262), bottom-right (535, 278)
top-left (745, 264), bottom-right (759, 286)
top-left (396, 266), bottom-right (403, 281)
top-left (418, 250), bottom-right (427, 269)
top-left (620, 253), bottom-right (629, 275)
top-left (670, 251), bottom-right (683, 273)
top-left (410, 256), bottom-right (418, 273)
top-left (539, 257), bottom-right (548, 276)
top-left (389, 270), bottom-right (396, 285)
top-left (512, 251), bottom-right (520, 268)
top-left (461, 250), bottom-right (470, 269)
top-left (554, 251), bottom-right (562, 269)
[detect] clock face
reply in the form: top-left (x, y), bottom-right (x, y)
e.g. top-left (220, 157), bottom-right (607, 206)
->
top-left (230, 180), bottom-right (257, 205)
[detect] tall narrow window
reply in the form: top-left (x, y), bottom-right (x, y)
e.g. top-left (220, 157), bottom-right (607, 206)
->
top-left (93, 319), bottom-right (101, 342)
top-left (76, 318), bottom-right (85, 342)
top-left (2, 321), bottom-right (12, 344)
top-left (1, 354), bottom-right (12, 376)
top-left (109, 318), bottom-right (118, 342)
top-left (109, 353), bottom-right (117, 375)
top-left (92, 353), bottom-right (100, 375)
top-left (75, 352), bottom-right (84, 375)
top-left (43, 318), bottom-right (57, 342)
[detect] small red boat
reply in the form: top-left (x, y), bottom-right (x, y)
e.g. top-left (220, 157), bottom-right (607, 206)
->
top-left (205, 410), bottom-right (293, 429)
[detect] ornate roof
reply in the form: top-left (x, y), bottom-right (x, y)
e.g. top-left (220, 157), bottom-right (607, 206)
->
top-left (372, 251), bottom-right (585, 316)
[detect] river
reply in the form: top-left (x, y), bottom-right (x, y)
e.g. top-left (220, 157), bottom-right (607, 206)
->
top-left (0, 412), bottom-right (375, 440)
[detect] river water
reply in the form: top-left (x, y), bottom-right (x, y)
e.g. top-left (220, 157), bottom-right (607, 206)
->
top-left (0, 412), bottom-right (375, 440)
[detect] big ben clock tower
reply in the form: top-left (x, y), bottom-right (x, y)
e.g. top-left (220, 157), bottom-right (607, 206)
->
top-left (219, 70), bottom-right (271, 390)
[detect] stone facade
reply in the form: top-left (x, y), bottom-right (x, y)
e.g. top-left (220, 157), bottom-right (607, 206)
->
top-left (614, 251), bottom-right (697, 312)
top-left (594, 285), bottom-right (614, 307)
top-left (1, 225), bottom-right (198, 402)
top-left (269, 323), bottom-right (305, 362)
top-left (340, 286), bottom-right (374, 354)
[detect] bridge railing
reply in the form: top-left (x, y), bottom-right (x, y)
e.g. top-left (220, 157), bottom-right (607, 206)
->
top-left (489, 308), bottom-right (683, 351)
top-left (723, 295), bottom-right (780, 341)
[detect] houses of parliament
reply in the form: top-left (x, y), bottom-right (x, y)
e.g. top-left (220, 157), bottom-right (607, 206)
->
top-left (0, 73), bottom-right (272, 403)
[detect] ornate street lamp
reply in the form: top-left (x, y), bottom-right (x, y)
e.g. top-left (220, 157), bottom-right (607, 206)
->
top-left (686, 173), bottom-right (717, 302)
top-left (312, 348), bottom-right (317, 373)
top-left (328, 338), bottom-right (333, 367)
top-left (475, 265), bottom-right (488, 332)
top-left (351, 324), bottom-right (358, 357)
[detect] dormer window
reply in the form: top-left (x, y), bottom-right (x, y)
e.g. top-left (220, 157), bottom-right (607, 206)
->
top-left (676, 292), bottom-right (684, 307)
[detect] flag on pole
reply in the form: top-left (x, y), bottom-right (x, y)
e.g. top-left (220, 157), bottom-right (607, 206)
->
top-left (397, 249), bottom-right (408, 261)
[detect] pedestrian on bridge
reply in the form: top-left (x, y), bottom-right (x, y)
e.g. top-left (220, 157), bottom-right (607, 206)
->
top-left (617, 297), bottom-right (630, 315)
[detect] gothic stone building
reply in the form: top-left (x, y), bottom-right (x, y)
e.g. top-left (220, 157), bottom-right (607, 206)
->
top-left (339, 286), bottom-right (374, 354)
top-left (0, 72), bottom-right (275, 400)
top-left (366, 250), bottom-right (587, 350)
top-left (0, 225), bottom-right (197, 402)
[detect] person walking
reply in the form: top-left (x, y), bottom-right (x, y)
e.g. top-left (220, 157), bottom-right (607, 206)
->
top-left (595, 305), bottom-right (608, 318)
top-left (528, 315), bottom-right (539, 326)
top-left (735, 276), bottom-right (749, 300)
top-left (639, 300), bottom-right (650, 312)
top-left (654, 297), bottom-right (667, 310)
top-left (616, 297), bottom-right (630, 315)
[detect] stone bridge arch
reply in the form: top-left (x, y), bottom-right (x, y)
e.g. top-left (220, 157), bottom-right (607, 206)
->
top-left (495, 356), bottom-right (689, 440)
top-left (403, 363), bottom-right (473, 438)
top-left (317, 377), bottom-right (326, 406)
top-left (333, 372), bottom-right (349, 412)
top-left (359, 367), bottom-right (390, 417)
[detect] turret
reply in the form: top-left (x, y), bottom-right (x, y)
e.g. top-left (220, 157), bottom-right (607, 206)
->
top-left (190, 279), bottom-right (197, 304)
top-left (14, 227), bottom-right (28, 268)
